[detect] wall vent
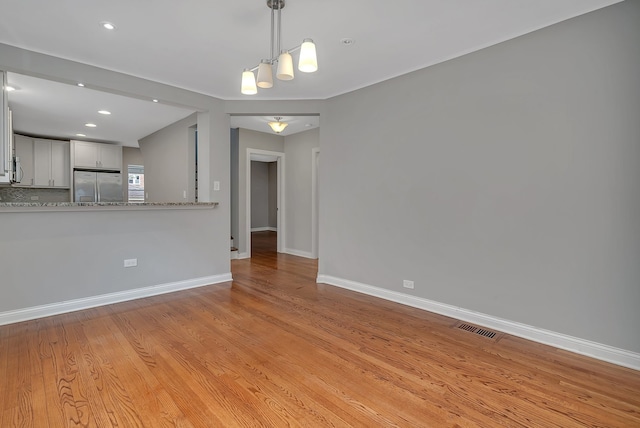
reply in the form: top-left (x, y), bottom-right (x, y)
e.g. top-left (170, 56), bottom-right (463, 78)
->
top-left (456, 322), bottom-right (498, 340)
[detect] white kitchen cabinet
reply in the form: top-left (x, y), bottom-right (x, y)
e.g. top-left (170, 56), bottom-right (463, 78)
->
top-left (73, 141), bottom-right (122, 170)
top-left (33, 139), bottom-right (70, 188)
top-left (13, 134), bottom-right (35, 186)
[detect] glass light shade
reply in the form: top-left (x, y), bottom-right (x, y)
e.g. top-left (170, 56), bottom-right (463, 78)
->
top-left (276, 51), bottom-right (294, 80)
top-left (298, 39), bottom-right (318, 73)
top-left (256, 60), bottom-right (273, 89)
top-left (241, 69), bottom-right (257, 95)
top-left (268, 121), bottom-right (288, 133)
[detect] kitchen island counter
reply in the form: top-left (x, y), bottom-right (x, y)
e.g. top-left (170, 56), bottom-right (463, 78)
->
top-left (0, 201), bottom-right (218, 212)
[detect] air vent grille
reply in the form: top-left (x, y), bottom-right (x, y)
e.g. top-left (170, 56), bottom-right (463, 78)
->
top-left (456, 322), bottom-right (498, 340)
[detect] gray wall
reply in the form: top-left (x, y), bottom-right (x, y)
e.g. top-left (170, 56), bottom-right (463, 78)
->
top-left (237, 128), bottom-right (284, 255)
top-left (319, 1), bottom-right (640, 353)
top-left (139, 113), bottom-right (197, 203)
top-left (284, 128), bottom-right (320, 256)
top-left (0, 207), bottom-right (221, 313)
top-left (250, 161), bottom-right (270, 229)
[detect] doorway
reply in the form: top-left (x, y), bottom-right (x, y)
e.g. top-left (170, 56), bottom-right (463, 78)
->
top-left (246, 149), bottom-right (285, 258)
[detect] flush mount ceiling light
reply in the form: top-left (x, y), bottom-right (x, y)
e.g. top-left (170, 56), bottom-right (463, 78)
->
top-left (98, 110), bottom-right (111, 115)
top-left (241, 0), bottom-right (318, 95)
top-left (268, 117), bottom-right (288, 133)
top-left (101, 21), bottom-right (116, 30)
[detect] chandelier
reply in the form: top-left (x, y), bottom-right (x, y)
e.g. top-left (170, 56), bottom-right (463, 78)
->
top-left (241, 0), bottom-right (318, 95)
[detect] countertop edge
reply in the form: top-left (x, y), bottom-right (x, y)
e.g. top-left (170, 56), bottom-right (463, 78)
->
top-left (0, 202), bottom-right (219, 213)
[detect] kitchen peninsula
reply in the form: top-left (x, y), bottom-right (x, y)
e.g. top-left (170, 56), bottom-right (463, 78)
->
top-left (0, 201), bottom-right (217, 211)
top-left (0, 200), bottom-right (231, 326)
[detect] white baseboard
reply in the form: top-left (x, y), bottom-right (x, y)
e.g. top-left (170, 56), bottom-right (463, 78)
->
top-left (0, 273), bottom-right (233, 326)
top-left (251, 227), bottom-right (277, 232)
top-left (316, 274), bottom-right (640, 371)
top-left (237, 252), bottom-right (250, 259)
top-left (283, 248), bottom-right (316, 259)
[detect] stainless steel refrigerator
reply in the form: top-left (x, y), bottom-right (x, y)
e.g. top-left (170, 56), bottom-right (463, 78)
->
top-left (74, 170), bottom-right (123, 202)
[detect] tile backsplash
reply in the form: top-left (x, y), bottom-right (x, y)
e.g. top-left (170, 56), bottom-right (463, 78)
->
top-left (0, 187), bottom-right (70, 202)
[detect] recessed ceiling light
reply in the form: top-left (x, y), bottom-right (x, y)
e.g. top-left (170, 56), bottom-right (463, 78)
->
top-left (340, 38), bottom-right (355, 46)
top-left (76, 133), bottom-right (86, 137)
top-left (85, 123), bottom-right (97, 128)
top-left (152, 99), bottom-right (159, 103)
top-left (101, 21), bottom-right (116, 30)
top-left (5, 85), bottom-right (16, 92)
top-left (305, 123), bottom-right (313, 127)
top-left (77, 83), bottom-right (85, 87)
top-left (98, 110), bottom-right (111, 115)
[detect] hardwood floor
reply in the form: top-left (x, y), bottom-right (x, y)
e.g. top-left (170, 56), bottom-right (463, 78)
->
top-left (1, 231), bottom-right (639, 427)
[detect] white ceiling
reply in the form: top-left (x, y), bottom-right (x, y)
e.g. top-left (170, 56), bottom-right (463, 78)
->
top-left (1, 0), bottom-right (621, 144)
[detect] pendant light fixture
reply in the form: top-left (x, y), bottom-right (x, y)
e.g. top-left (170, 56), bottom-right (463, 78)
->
top-left (268, 117), bottom-right (288, 133)
top-left (241, 0), bottom-right (318, 95)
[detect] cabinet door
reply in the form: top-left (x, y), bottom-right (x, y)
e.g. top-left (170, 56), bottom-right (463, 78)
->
top-left (99, 145), bottom-right (122, 170)
top-left (33, 141), bottom-right (52, 187)
top-left (50, 141), bottom-right (70, 187)
top-left (74, 142), bottom-right (99, 168)
top-left (13, 135), bottom-right (34, 186)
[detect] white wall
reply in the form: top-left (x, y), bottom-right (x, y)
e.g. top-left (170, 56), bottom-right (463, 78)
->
top-left (319, 1), bottom-right (640, 354)
top-left (139, 113), bottom-right (197, 203)
top-left (284, 128), bottom-right (319, 257)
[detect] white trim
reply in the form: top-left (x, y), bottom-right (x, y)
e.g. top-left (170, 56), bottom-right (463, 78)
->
top-left (237, 252), bottom-right (250, 259)
top-left (311, 148), bottom-right (320, 259)
top-left (247, 149), bottom-right (286, 258)
top-left (0, 273), bottom-right (233, 326)
top-left (316, 274), bottom-right (640, 371)
top-left (283, 248), bottom-right (315, 259)
top-left (251, 226), bottom-right (277, 232)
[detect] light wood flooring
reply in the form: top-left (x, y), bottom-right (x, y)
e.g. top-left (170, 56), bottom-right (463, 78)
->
top-left (1, 230), bottom-right (639, 426)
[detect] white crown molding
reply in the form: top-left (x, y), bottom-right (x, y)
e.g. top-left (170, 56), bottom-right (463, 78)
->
top-left (0, 273), bottom-right (232, 326)
top-left (316, 274), bottom-right (640, 371)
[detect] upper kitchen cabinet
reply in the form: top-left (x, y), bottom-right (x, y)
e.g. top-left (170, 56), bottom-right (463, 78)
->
top-left (14, 135), bottom-right (70, 188)
top-left (73, 141), bottom-right (122, 170)
top-left (13, 134), bottom-right (35, 186)
top-left (34, 139), bottom-right (70, 188)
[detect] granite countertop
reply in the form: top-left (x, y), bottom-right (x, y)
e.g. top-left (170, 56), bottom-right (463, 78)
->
top-left (0, 201), bottom-right (219, 211)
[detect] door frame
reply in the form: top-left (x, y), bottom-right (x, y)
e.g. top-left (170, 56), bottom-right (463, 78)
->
top-left (311, 148), bottom-right (320, 259)
top-left (246, 148), bottom-right (285, 257)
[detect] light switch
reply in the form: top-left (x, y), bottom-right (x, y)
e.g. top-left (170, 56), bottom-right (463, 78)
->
top-left (214, 181), bottom-right (220, 191)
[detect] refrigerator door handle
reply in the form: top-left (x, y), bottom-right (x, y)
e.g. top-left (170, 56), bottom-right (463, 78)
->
top-left (96, 180), bottom-right (100, 202)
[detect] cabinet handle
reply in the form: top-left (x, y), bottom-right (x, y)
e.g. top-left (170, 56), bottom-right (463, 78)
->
top-left (52, 179), bottom-right (55, 187)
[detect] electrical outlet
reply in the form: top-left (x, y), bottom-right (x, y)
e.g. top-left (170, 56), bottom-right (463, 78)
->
top-left (403, 280), bottom-right (414, 289)
top-left (30, 196), bottom-right (39, 201)
top-left (124, 258), bottom-right (138, 268)
top-left (214, 181), bottom-right (220, 191)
